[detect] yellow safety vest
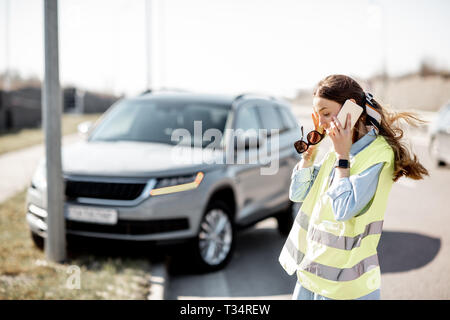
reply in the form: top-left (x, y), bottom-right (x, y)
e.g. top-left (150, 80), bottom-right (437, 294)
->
top-left (279, 135), bottom-right (395, 300)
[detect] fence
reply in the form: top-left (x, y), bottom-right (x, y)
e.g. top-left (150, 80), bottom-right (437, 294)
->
top-left (0, 86), bottom-right (119, 133)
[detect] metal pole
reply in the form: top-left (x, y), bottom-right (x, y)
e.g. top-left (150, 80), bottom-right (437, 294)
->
top-left (4, 0), bottom-right (10, 91)
top-left (145, 0), bottom-right (153, 91)
top-left (380, 2), bottom-right (388, 101)
top-left (43, 0), bottom-right (66, 262)
top-left (159, 0), bottom-right (165, 88)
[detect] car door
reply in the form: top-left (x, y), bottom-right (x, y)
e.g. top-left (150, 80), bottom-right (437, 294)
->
top-left (254, 102), bottom-right (293, 207)
top-left (277, 104), bottom-right (303, 189)
top-left (231, 102), bottom-right (269, 219)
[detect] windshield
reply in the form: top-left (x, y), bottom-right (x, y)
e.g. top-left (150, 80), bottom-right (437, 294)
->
top-left (89, 98), bottom-right (230, 148)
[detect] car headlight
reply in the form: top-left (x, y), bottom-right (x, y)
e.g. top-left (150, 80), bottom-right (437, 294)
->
top-left (150, 172), bottom-right (204, 196)
top-left (31, 160), bottom-right (47, 190)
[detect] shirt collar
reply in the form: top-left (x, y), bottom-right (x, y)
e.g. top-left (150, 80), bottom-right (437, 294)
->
top-left (350, 127), bottom-right (377, 156)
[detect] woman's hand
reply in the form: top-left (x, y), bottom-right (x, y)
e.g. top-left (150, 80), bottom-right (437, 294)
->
top-left (327, 113), bottom-right (352, 158)
top-left (302, 143), bottom-right (318, 163)
top-left (300, 112), bottom-right (323, 165)
top-left (312, 111), bottom-right (324, 134)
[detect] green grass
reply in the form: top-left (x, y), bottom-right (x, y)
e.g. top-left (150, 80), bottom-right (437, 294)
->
top-left (0, 113), bottom-right (102, 155)
top-left (0, 190), bottom-right (152, 300)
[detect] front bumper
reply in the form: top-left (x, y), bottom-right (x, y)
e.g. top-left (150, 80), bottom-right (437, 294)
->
top-left (26, 178), bottom-right (210, 242)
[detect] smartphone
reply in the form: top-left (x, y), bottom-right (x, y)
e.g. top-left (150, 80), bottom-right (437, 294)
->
top-left (336, 99), bottom-right (363, 130)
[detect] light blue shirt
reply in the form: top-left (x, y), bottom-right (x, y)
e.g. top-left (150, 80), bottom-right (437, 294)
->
top-left (289, 128), bottom-right (384, 222)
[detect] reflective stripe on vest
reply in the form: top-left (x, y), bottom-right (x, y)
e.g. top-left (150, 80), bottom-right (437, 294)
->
top-left (295, 212), bottom-right (384, 251)
top-left (283, 211), bottom-right (383, 278)
top-left (300, 254), bottom-right (379, 282)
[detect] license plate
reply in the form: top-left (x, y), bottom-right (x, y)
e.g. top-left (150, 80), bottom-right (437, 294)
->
top-left (67, 205), bottom-right (118, 225)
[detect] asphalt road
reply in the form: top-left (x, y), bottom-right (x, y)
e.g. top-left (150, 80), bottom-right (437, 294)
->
top-left (0, 133), bottom-right (81, 203)
top-left (167, 108), bottom-right (450, 300)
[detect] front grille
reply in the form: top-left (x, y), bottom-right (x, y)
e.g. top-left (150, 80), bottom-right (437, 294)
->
top-left (65, 180), bottom-right (146, 201)
top-left (66, 218), bottom-right (189, 235)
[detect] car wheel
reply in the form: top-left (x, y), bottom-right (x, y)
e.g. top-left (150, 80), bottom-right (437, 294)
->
top-left (30, 232), bottom-right (44, 250)
top-left (430, 137), bottom-right (446, 167)
top-left (191, 200), bottom-right (235, 272)
top-left (277, 201), bottom-right (300, 236)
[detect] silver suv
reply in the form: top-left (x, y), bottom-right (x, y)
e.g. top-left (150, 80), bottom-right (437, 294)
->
top-left (26, 92), bottom-right (302, 271)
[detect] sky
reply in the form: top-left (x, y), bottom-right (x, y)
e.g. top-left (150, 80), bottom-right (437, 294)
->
top-left (1, 0), bottom-right (450, 98)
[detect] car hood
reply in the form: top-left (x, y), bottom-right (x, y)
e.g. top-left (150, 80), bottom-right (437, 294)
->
top-left (62, 140), bottom-right (225, 177)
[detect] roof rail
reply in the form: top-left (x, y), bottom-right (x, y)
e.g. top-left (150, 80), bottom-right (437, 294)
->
top-left (233, 92), bottom-right (276, 103)
top-left (140, 89), bottom-right (153, 95)
top-left (139, 87), bottom-right (190, 96)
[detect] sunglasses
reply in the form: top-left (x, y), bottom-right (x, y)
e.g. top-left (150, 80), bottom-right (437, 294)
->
top-left (293, 125), bottom-right (326, 154)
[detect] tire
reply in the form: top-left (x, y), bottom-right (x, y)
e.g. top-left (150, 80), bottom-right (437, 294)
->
top-left (30, 232), bottom-right (44, 250)
top-left (438, 160), bottom-right (447, 167)
top-left (430, 137), bottom-right (446, 167)
top-left (190, 200), bottom-right (236, 272)
top-left (277, 201), bottom-right (301, 236)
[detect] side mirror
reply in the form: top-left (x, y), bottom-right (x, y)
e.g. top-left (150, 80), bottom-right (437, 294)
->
top-left (77, 121), bottom-right (93, 136)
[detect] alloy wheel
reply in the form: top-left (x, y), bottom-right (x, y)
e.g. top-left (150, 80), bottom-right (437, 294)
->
top-left (198, 208), bottom-right (233, 266)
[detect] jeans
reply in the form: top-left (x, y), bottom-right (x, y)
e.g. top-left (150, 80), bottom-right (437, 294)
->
top-left (292, 280), bottom-right (381, 300)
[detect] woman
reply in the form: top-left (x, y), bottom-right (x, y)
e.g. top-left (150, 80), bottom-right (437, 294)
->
top-left (278, 74), bottom-right (429, 300)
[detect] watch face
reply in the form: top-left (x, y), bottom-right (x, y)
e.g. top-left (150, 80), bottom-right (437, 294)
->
top-left (337, 159), bottom-right (349, 168)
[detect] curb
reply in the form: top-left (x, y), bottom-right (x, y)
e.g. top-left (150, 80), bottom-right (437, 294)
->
top-left (147, 257), bottom-right (170, 300)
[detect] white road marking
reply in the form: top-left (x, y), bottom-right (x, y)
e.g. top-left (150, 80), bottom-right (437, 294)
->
top-left (148, 262), bottom-right (168, 300)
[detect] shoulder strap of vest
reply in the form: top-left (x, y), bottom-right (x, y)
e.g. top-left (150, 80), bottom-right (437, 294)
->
top-left (301, 150), bottom-right (335, 214)
top-left (351, 135), bottom-right (394, 175)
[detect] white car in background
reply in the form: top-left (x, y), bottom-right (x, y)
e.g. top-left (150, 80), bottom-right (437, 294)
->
top-left (429, 102), bottom-right (450, 167)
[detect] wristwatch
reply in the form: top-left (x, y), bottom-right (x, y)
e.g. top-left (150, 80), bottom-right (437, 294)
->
top-left (335, 159), bottom-right (350, 169)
